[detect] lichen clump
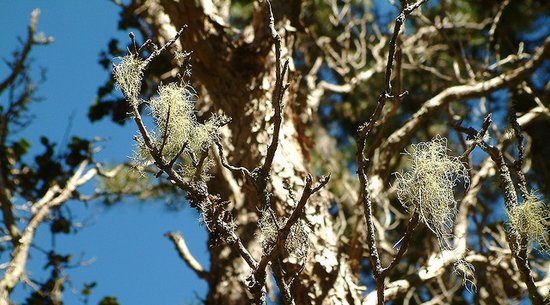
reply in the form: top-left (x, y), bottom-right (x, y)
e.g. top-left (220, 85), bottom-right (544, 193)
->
top-left (113, 53), bottom-right (224, 181)
top-left (258, 209), bottom-right (310, 261)
top-left (395, 135), bottom-right (469, 242)
top-left (453, 259), bottom-right (476, 292)
top-left (508, 192), bottom-right (550, 253)
top-left (149, 83), bottom-right (219, 157)
top-left (258, 209), bottom-right (281, 251)
top-left (113, 55), bottom-right (143, 100)
top-left (285, 220), bottom-right (309, 262)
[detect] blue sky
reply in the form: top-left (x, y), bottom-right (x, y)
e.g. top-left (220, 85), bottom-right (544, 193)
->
top-left (0, 1), bottom-right (207, 304)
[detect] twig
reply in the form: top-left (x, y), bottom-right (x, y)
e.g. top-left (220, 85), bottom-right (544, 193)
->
top-left (215, 141), bottom-right (252, 177)
top-left (456, 115), bottom-right (544, 305)
top-left (377, 36), bottom-right (550, 176)
top-left (95, 163), bottom-right (125, 178)
top-left (509, 110), bottom-right (529, 199)
top-left (381, 212), bottom-right (420, 276)
top-left (356, 2), bottom-right (426, 305)
top-left (0, 161), bottom-right (97, 303)
top-left (454, 114), bottom-right (492, 161)
top-left (484, 0), bottom-right (510, 66)
top-left (193, 151), bottom-right (209, 181)
top-left (384, 0), bottom-right (427, 94)
top-left (0, 9), bottom-right (53, 247)
top-left (282, 174), bottom-right (330, 235)
top-left (121, 31), bottom-right (261, 293)
top-left (0, 9), bottom-right (52, 94)
top-left (259, 0), bottom-right (289, 182)
top-left (165, 232), bottom-right (209, 280)
top-left (141, 26), bottom-right (186, 68)
top-left (159, 103), bottom-right (172, 156)
top-left (253, 174), bottom-right (330, 305)
top-left (169, 142), bottom-right (188, 168)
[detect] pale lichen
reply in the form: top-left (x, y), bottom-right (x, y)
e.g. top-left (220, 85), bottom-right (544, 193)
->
top-left (113, 55), bottom-right (144, 101)
top-left (257, 209), bottom-right (310, 261)
top-left (285, 219), bottom-right (310, 261)
top-left (395, 135), bottom-right (469, 243)
top-left (258, 208), bottom-right (281, 252)
top-left (149, 82), bottom-right (197, 158)
top-left (453, 259), bottom-right (476, 292)
top-left (508, 191), bottom-right (550, 253)
top-left (396, 136), bottom-right (474, 288)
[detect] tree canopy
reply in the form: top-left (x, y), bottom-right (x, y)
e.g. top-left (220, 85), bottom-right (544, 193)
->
top-left (1, 1), bottom-right (550, 305)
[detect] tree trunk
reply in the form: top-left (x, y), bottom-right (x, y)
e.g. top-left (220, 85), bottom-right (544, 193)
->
top-left (132, 0), bottom-right (363, 303)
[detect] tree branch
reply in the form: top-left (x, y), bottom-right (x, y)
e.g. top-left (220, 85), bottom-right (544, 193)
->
top-left (457, 115), bottom-right (544, 305)
top-left (256, 0), bottom-right (289, 207)
top-left (165, 232), bottom-right (209, 280)
top-left (122, 31), bottom-right (261, 282)
top-left (357, 2), bottom-right (426, 304)
top-left (0, 9), bottom-right (52, 94)
top-left (377, 36), bottom-right (550, 175)
top-left (0, 160), bottom-right (97, 305)
top-left (253, 174), bottom-right (330, 305)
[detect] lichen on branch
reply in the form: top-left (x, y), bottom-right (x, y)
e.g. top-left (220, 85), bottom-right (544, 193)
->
top-left (508, 191), bottom-right (550, 253)
top-left (112, 54), bottom-right (143, 101)
top-left (395, 135), bottom-right (469, 244)
top-left (113, 50), bottom-right (226, 181)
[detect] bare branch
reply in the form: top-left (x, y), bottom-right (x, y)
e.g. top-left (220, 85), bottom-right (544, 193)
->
top-left (381, 212), bottom-right (420, 276)
top-left (253, 174), bottom-right (330, 305)
top-left (215, 141), bottom-right (252, 177)
top-left (165, 232), bottom-right (209, 280)
top-left (0, 9), bottom-right (52, 94)
top-left (141, 27), bottom-right (186, 68)
top-left (456, 116), bottom-right (545, 305)
top-left (0, 160), bottom-right (97, 304)
top-left (377, 36), bottom-right (550, 175)
top-left (158, 102), bottom-right (172, 156)
top-left (260, 0), bottom-right (288, 179)
top-left (120, 30), bottom-right (262, 288)
top-left (356, 2), bottom-right (426, 304)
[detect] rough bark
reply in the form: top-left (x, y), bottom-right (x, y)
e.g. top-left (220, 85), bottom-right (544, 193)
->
top-left (114, 1), bottom-right (550, 304)
top-left (131, 1), bottom-right (362, 304)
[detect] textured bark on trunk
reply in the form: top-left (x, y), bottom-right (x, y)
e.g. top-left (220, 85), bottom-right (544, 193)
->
top-left (133, 1), bottom-right (363, 304)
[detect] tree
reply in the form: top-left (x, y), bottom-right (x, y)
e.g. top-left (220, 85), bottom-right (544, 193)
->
top-left (0, 9), bottom-right (124, 305)
top-left (3, 0), bottom-right (550, 305)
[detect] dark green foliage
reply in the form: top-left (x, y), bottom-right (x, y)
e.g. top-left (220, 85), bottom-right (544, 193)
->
top-left (229, 0), bottom-right (254, 29)
top-left (13, 136), bottom-right (92, 201)
top-left (50, 214), bottom-right (71, 235)
top-left (98, 297), bottom-right (120, 305)
top-left (88, 97), bottom-right (129, 125)
top-left (66, 137), bottom-right (91, 167)
top-left (22, 251), bottom-right (72, 305)
top-left (81, 282), bottom-right (97, 297)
